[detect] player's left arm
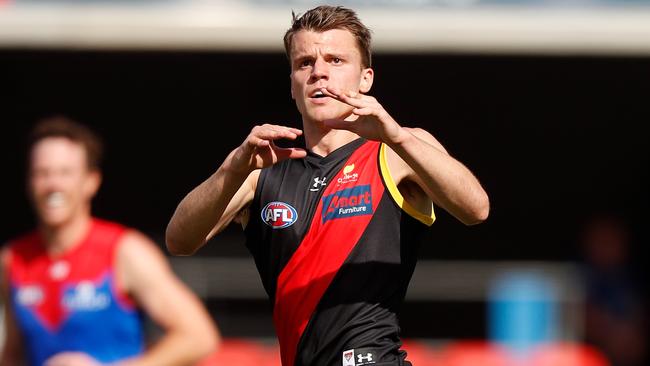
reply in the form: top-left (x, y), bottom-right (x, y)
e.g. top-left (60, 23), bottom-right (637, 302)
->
top-left (114, 230), bottom-right (220, 366)
top-left (323, 88), bottom-right (489, 225)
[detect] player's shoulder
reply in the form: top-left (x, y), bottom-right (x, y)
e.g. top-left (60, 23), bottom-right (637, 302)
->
top-left (257, 158), bottom-right (295, 186)
top-left (117, 228), bottom-right (159, 250)
top-left (92, 217), bottom-right (128, 235)
top-left (1, 231), bottom-right (41, 278)
top-left (116, 228), bottom-right (166, 263)
top-left (3, 230), bottom-right (41, 257)
top-left (114, 228), bottom-right (172, 294)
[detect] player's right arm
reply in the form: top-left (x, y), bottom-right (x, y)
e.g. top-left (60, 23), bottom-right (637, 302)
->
top-left (166, 124), bottom-right (306, 255)
top-left (0, 248), bottom-right (25, 366)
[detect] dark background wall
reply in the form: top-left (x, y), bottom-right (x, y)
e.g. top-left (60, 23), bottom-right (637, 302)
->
top-left (1, 50), bottom-right (648, 338)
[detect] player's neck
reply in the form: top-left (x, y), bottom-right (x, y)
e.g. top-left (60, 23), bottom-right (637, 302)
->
top-left (304, 121), bottom-right (359, 156)
top-left (39, 213), bottom-right (92, 256)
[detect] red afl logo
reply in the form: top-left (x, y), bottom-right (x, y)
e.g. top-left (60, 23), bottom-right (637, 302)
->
top-left (261, 201), bottom-right (298, 229)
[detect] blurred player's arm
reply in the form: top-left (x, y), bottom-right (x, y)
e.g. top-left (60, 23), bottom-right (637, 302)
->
top-left (166, 125), bottom-right (305, 255)
top-left (0, 248), bottom-right (26, 366)
top-left (114, 230), bottom-right (219, 366)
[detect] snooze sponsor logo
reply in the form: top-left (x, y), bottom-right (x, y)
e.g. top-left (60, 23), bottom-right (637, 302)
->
top-left (261, 201), bottom-right (298, 229)
top-left (322, 185), bottom-right (372, 223)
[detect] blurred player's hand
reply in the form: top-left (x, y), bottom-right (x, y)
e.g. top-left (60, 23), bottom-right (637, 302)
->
top-left (44, 352), bottom-right (102, 366)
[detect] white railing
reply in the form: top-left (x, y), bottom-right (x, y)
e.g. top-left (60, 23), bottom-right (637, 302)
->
top-left (1, 2), bottom-right (650, 55)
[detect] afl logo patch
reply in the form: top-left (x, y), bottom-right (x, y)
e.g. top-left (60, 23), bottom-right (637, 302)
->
top-left (261, 201), bottom-right (298, 229)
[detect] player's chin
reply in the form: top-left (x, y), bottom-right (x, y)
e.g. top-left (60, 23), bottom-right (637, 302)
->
top-left (37, 208), bottom-right (71, 228)
top-left (306, 110), bottom-right (332, 123)
top-left (313, 108), bottom-right (353, 124)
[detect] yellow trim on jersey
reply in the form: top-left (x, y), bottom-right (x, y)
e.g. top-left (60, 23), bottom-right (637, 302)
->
top-left (379, 143), bottom-right (435, 226)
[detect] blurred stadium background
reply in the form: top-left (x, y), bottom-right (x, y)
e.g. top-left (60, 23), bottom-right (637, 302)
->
top-left (1, 0), bottom-right (648, 365)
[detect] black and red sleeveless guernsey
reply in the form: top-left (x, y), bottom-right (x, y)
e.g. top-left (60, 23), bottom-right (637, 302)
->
top-left (245, 138), bottom-right (435, 366)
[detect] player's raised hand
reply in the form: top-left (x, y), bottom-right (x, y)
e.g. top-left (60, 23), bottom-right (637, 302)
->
top-left (230, 124), bottom-right (307, 173)
top-left (321, 87), bottom-right (404, 145)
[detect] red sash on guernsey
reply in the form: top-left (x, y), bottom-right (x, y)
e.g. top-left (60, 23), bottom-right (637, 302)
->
top-left (273, 141), bottom-right (384, 366)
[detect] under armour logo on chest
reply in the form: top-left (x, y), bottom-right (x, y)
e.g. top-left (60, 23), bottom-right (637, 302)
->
top-left (309, 176), bottom-right (327, 192)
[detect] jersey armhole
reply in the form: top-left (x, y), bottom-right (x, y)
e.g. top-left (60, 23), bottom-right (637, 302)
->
top-left (379, 143), bottom-right (435, 226)
top-left (112, 230), bottom-right (139, 310)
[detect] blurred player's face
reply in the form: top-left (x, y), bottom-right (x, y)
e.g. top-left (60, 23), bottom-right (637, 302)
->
top-left (290, 29), bottom-right (373, 124)
top-left (28, 137), bottom-right (100, 229)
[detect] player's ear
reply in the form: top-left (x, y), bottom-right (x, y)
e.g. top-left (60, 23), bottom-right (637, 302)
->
top-left (84, 169), bottom-right (102, 199)
top-left (359, 67), bottom-right (374, 93)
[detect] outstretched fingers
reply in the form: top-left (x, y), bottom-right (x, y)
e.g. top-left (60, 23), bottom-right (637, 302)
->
top-left (245, 124), bottom-right (302, 150)
top-left (257, 124), bottom-right (302, 140)
top-left (322, 87), bottom-right (371, 109)
top-left (247, 135), bottom-right (270, 148)
top-left (351, 107), bottom-right (374, 116)
top-left (251, 125), bottom-right (306, 164)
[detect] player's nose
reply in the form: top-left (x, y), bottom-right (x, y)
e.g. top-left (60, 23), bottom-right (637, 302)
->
top-left (310, 58), bottom-right (329, 81)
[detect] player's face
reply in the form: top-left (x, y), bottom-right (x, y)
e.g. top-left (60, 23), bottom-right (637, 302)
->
top-left (290, 29), bottom-right (373, 124)
top-left (28, 137), bottom-right (100, 228)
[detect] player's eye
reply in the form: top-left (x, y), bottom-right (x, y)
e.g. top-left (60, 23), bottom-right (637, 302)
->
top-left (300, 59), bottom-right (313, 67)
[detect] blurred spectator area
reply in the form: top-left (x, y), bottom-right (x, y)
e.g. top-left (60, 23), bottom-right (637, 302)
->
top-left (0, 0), bottom-right (650, 55)
top-left (169, 255), bottom-right (585, 342)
